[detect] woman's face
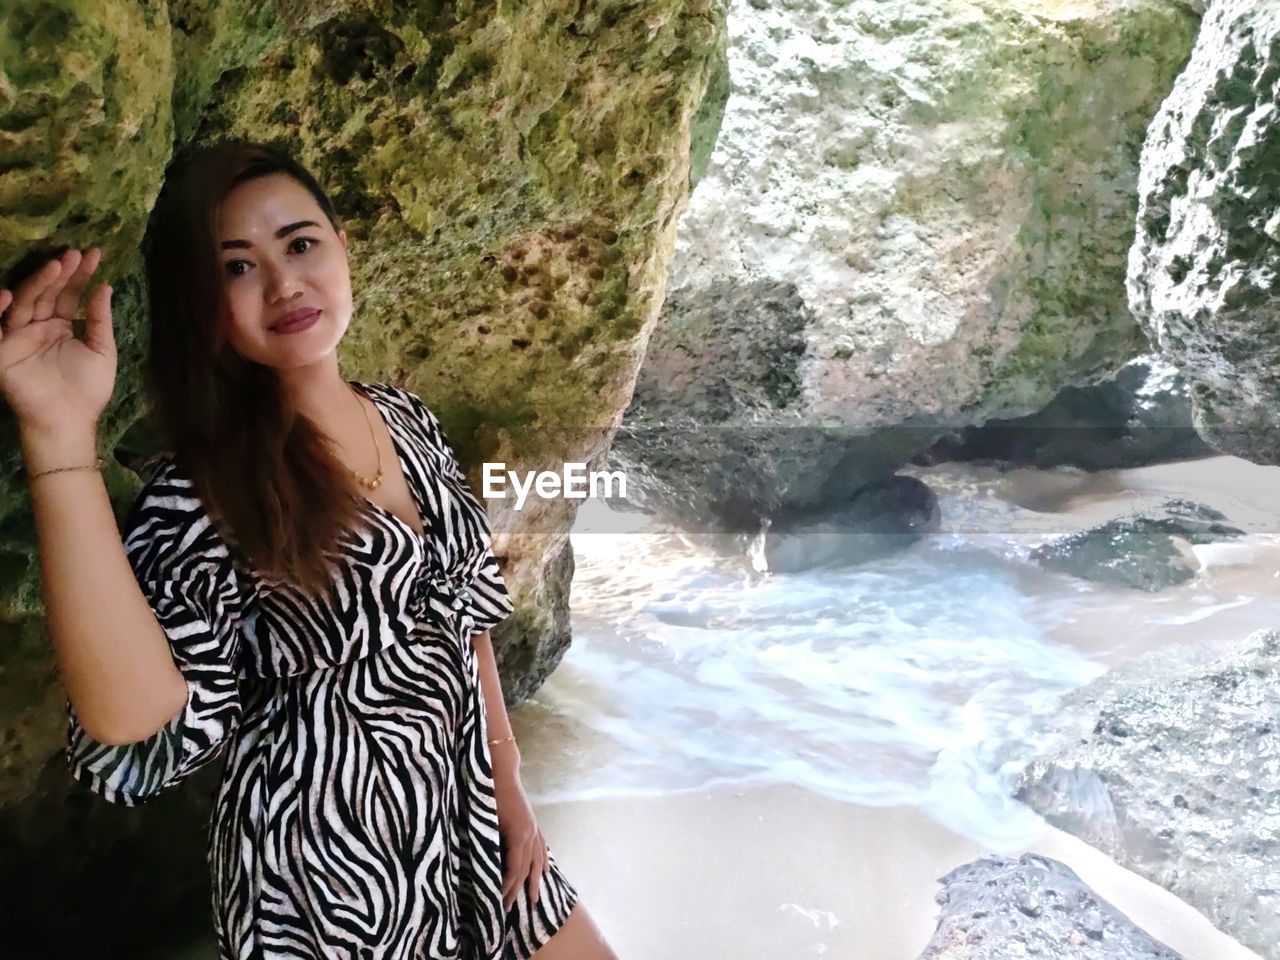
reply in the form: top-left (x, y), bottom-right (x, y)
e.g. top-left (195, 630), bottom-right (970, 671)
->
top-left (215, 172), bottom-right (352, 369)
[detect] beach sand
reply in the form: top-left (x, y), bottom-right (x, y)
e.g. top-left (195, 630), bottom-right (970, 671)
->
top-left (533, 781), bottom-right (1262, 960)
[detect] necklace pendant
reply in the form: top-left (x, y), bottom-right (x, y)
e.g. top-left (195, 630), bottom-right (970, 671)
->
top-left (346, 382), bottom-right (386, 493)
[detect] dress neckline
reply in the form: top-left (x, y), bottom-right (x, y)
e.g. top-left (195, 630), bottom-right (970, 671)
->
top-left (346, 381), bottom-right (430, 543)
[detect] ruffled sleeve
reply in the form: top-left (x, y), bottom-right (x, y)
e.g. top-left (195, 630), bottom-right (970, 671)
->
top-left (399, 389), bottom-right (517, 634)
top-left (65, 458), bottom-right (248, 807)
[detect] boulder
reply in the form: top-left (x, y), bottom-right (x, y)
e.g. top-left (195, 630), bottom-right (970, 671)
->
top-left (1127, 0), bottom-right (1280, 465)
top-left (919, 853), bottom-right (1183, 960)
top-left (611, 0), bottom-right (1201, 530)
top-left (1017, 629), bottom-right (1280, 959)
top-left (758, 474), bottom-right (941, 573)
top-left (1029, 498), bottom-right (1245, 591)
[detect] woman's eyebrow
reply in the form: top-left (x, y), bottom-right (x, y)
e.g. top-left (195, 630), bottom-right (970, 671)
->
top-left (220, 220), bottom-right (319, 250)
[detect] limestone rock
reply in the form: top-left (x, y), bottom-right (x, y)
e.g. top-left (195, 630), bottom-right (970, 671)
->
top-left (1127, 0), bottom-right (1280, 464)
top-left (919, 853), bottom-right (1184, 960)
top-left (1017, 629), bottom-right (1280, 959)
top-left (612, 0), bottom-right (1200, 530)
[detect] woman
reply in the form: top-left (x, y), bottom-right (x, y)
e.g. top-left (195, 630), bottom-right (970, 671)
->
top-left (0, 139), bottom-right (617, 960)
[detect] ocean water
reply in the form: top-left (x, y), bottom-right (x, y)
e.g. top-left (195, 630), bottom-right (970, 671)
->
top-left (515, 454), bottom-right (1280, 853)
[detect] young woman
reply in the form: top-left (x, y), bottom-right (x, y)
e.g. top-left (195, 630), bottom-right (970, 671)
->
top-left (0, 139), bottom-right (617, 960)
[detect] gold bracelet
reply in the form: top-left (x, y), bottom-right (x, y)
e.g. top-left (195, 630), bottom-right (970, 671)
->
top-left (26, 458), bottom-right (106, 483)
top-left (489, 735), bottom-right (517, 746)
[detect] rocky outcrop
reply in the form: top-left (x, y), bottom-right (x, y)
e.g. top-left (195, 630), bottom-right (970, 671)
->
top-left (1127, 0), bottom-right (1280, 465)
top-left (914, 354), bottom-right (1215, 472)
top-left (1029, 498), bottom-right (1245, 591)
top-left (0, 2), bottom-right (728, 956)
top-left (919, 854), bottom-right (1183, 960)
top-left (1017, 629), bottom-right (1280, 960)
top-left (609, 0), bottom-right (1200, 531)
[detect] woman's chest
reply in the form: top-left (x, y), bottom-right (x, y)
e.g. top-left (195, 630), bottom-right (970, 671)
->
top-left (230, 451), bottom-right (493, 678)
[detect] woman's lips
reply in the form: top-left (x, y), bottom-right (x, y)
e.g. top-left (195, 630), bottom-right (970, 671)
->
top-left (271, 309), bottom-right (320, 334)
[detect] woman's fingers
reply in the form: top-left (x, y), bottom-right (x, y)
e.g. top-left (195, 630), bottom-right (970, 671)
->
top-left (503, 840), bottom-right (526, 905)
top-left (30, 249), bottom-right (81, 323)
top-left (54, 246), bottom-right (101, 324)
top-left (528, 834), bottom-right (546, 906)
top-left (82, 283), bottom-right (115, 357)
top-left (501, 833), bottom-right (547, 910)
top-left (503, 834), bottom-right (536, 910)
top-left (3, 258), bottom-right (64, 331)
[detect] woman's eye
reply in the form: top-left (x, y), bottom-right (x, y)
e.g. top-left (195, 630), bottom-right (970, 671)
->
top-left (225, 237), bottom-right (317, 279)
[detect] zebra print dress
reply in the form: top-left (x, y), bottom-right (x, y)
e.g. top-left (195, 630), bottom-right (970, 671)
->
top-left (64, 381), bottom-right (579, 960)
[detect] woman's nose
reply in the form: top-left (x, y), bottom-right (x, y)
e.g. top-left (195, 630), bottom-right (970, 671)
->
top-left (264, 262), bottom-right (305, 301)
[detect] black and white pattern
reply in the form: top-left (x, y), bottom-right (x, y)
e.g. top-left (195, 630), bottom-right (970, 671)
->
top-left (65, 381), bottom-right (578, 960)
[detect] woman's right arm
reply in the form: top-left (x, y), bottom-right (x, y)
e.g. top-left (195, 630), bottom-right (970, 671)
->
top-left (2, 246), bottom-right (187, 748)
top-left (22, 423), bottom-right (189, 747)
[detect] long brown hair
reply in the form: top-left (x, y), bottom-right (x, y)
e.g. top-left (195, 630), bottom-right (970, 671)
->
top-left (141, 138), bottom-right (369, 598)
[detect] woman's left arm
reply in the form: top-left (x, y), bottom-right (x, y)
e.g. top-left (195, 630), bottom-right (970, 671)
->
top-left (471, 628), bottom-right (521, 776)
top-left (471, 628), bottom-right (548, 910)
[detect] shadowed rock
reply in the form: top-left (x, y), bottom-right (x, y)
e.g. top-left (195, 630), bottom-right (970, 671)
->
top-left (758, 475), bottom-right (941, 573)
top-left (914, 355), bottom-right (1215, 472)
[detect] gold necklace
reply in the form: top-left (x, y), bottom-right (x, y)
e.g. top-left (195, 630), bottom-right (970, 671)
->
top-left (346, 383), bottom-right (385, 491)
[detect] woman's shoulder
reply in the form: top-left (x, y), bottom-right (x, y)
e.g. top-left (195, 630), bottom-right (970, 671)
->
top-left (119, 452), bottom-right (237, 577)
top-left (355, 380), bottom-right (448, 441)
top-left (125, 451), bottom-right (197, 509)
top-left (355, 379), bottom-right (431, 414)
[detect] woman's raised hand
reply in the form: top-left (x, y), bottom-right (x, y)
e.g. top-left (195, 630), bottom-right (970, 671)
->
top-left (0, 247), bottom-right (118, 439)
